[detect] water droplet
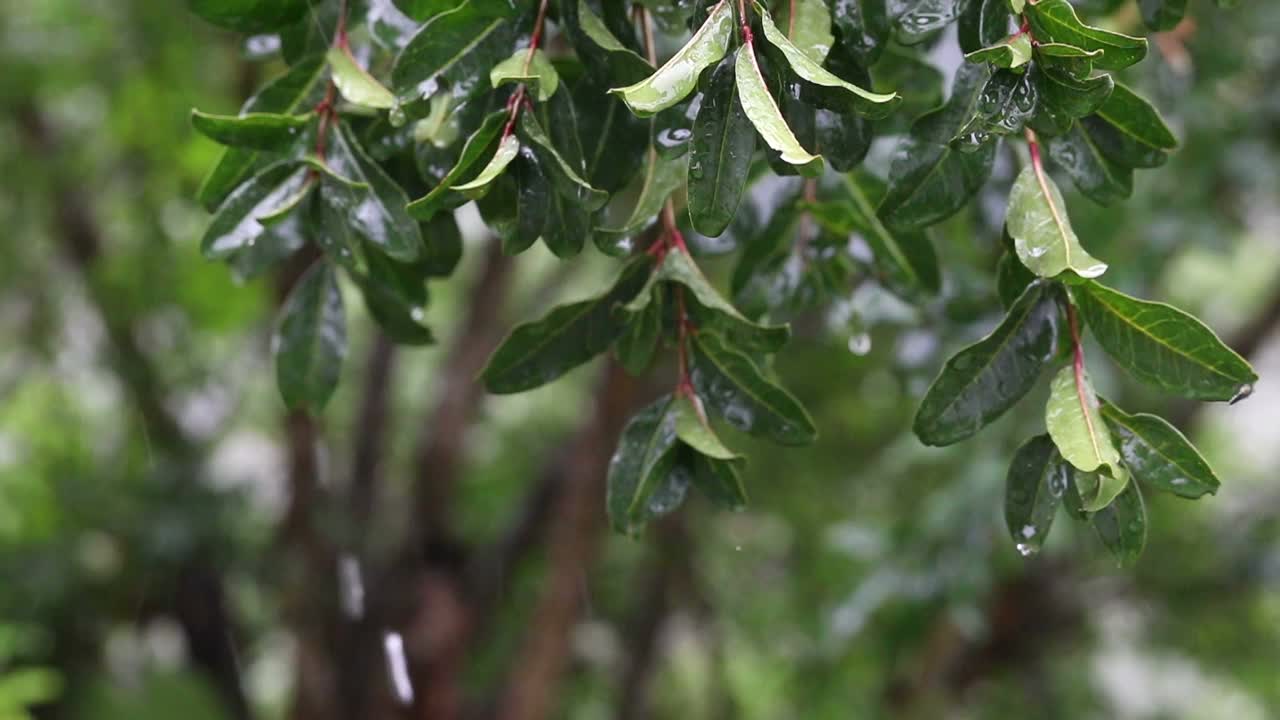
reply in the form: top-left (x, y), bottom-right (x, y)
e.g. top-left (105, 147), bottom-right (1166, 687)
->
top-left (1015, 542), bottom-right (1039, 557)
top-left (847, 333), bottom-right (872, 356)
top-left (389, 104), bottom-right (408, 128)
top-left (1229, 384), bottom-right (1254, 404)
top-left (383, 632), bottom-right (414, 705)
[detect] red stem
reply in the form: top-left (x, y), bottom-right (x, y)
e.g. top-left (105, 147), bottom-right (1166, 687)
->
top-left (502, 0), bottom-right (551, 138)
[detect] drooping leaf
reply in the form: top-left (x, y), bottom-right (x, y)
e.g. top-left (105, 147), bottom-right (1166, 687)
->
top-left (913, 282), bottom-right (1061, 446)
top-left (203, 163), bottom-right (311, 259)
top-left (1034, 42), bottom-right (1103, 79)
top-left (1073, 281), bottom-right (1257, 402)
top-left (482, 256), bottom-right (655, 393)
top-left (1091, 479), bottom-right (1146, 565)
top-left (615, 283), bottom-right (665, 375)
top-left (735, 44), bottom-right (824, 176)
top-left (517, 112), bottom-right (609, 210)
top-left (407, 110), bottom-right (507, 219)
top-left (689, 331), bottom-right (817, 446)
top-left (674, 392), bottom-right (742, 461)
top-left (610, 0), bottom-right (734, 116)
top-left (1045, 122), bottom-right (1133, 206)
top-left (321, 124), bottom-right (423, 262)
top-left (1025, 0), bottom-right (1148, 71)
top-left (879, 63), bottom-right (996, 232)
top-left (393, 0), bottom-right (517, 21)
top-left (691, 451), bottom-right (749, 510)
top-left (489, 48), bottom-right (561, 101)
top-left (274, 262), bottom-right (347, 411)
top-left (597, 148), bottom-right (686, 250)
top-left (191, 110), bottom-right (314, 152)
top-left (392, 2), bottom-right (517, 107)
top-left (327, 47), bottom-right (397, 110)
top-left (688, 56), bottom-right (756, 238)
top-left (1006, 163), bottom-right (1108, 279)
top-left (563, 0), bottom-right (654, 86)
top-left (1086, 82), bottom-right (1179, 166)
top-left (958, 0), bottom-right (1013, 55)
top-left (508, 147), bottom-right (552, 254)
top-left (1100, 401), bottom-right (1221, 499)
top-left (756, 2), bottom-right (900, 119)
top-left (197, 55), bottom-right (327, 211)
top-left (452, 134), bottom-right (521, 198)
top-left (606, 395), bottom-right (683, 534)
top-left (658, 247), bottom-right (789, 354)
top-left (1045, 364), bottom-right (1129, 512)
top-left (775, 0), bottom-right (836, 63)
top-left (1005, 434), bottom-right (1070, 556)
top-left (830, 0), bottom-right (891, 64)
top-left (964, 33), bottom-right (1033, 70)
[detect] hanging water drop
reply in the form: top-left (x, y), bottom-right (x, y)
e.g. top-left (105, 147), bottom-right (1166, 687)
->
top-left (848, 332), bottom-right (872, 356)
top-left (383, 631), bottom-right (414, 705)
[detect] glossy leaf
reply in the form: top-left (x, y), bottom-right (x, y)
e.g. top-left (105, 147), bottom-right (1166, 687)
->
top-left (958, 0), bottom-right (1013, 55)
top-left (322, 124), bottom-right (423, 262)
top-left (615, 284), bottom-right (665, 375)
top-left (756, 2), bottom-right (899, 119)
top-left (1007, 163), bottom-right (1108, 279)
top-left (674, 392), bottom-right (742, 461)
top-left (327, 47), bottom-right (396, 110)
top-left (964, 33), bottom-right (1033, 70)
top-left (606, 395), bottom-right (682, 534)
top-left (879, 64), bottom-right (995, 232)
top-left (1046, 122), bottom-right (1133, 206)
top-left (1091, 480), bottom-right (1146, 565)
top-left (821, 174), bottom-right (941, 296)
top-left (735, 44), bottom-right (823, 176)
top-left (452, 134), bottom-right (521, 198)
top-left (1025, 0), bottom-right (1148, 71)
top-left (913, 282), bottom-right (1061, 446)
top-left (830, 0), bottom-right (891, 64)
top-left (953, 69), bottom-right (1039, 148)
top-left (689, 331), bottom-right (817, 446)
top-left (274, 262), bottom-right (346, 412)
top-left (1100, 402), bottom-right (1220, 499)
top-left (564, 0), bottom-right (654, 86)
top-left (688, 56), bottom-right (755, 238)
top-left (691, 451), bottom-right (749, 510)
top-left (406, 110), bottom-right (507, 219)
top-left (489, 48), bottom-right (560, 101)
top-left (659, 247), bottom-right (789, 354)
top-left (1091, 82), bottom-right (1179, 162)
top-left (1074, 281), bottom-right (1257, 401)
top-left (392, 3), bottom-right (516, 105)
top-left (1045, 365), bottom-right (1128, 511)
top-left (610, 0), bottom-right (733, 116)
top-left (598, 148), bottom-right (686, 248)
top-left (191, 110), bottom-right (313, 152)
top-left (197, 55), bottom-right (326, 211)
top-left (481, 256), bottom-right (655, 393)
top-left (1038, 66), bottom-right (1115, 121)
top-left (1005, 434), bottom-right (1070, 556)
top-left (203, 163), bottom-right (310, 259)
top-left (891, 0), bottom-right (965, 45)
top-left (517, 113), bottom-right (609, 211)
top-left (777, 0), bottom-right (836, 63)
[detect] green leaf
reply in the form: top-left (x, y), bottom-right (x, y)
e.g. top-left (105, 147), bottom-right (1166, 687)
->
top-left (964, 33), bottom-right (1033, 70)
top-left (567, 0), bottom-right (654, 86)
top-left (1006, 163), bottom-right (1108, 279)
top-left (327, 47), bottom-right (396, 110)
top-left (688, 56), bottom-right (756, 238)
top-left (187, 0), bottom-right (307, 32)
top-left (509, 148), bottom-right (552, 254)
top-left (191, 110), bottom-right (314, 152)
top-left (958, 0), bottom-right (1013, 55)
top-left (275, 262), bottom-right (346, 412)
top-left (1140, 0), bottom-right (1187, 31)
top-left (482, 256), bottom-right (655, 393)
top-left (1073, 281), bottom-right (1257, 401)
top-left (1090, 82), bottom-right (1179, 161)
top-left (692, 451), bottom-right (749, 510)
top-left (489, 48), bottom-right (560, 101)
top-left (913, 282), bottom-right (1062, 446)
top-left (689, 331), bottom-right (817, 445)
top-left (1034, 42), bottom-right (1103, 79)
top-left (421, 213), bottom-right (464, 277)
top-left (407, 110), bottom-right (507, 219)
top-left (756, 2), bottom-right (900, 119)
top-left (1091, 480), bottom-right (1146, 565)
top-left (606, 395), bottom-right (683, 534)
top-left (1025, 0), bottom-right (1148, 71)
top-left (392, 2), bottom-right (516, 105)
top-left (735, 45), bottom-right (823, 176)
top-left (610, 0), bottom-right (734, 116)
top-left (452, 134), bottom-right (521, 198)
top-left (659, 247), bottom-right (789, 353)
top-left (822, 173), bottom-right (941, 296)
top-left (776, 0), bottom-right (836, 63)
top-left (892, 0), bottom-right (965, 44)
top-left (830, 0), bottom-right (891, 64)
top-left (1100, 401), bottom-right (1221, 499)
top-left (203, 163), bottom-right (311, 259)
top-left (322, 124), bottom-right (424, 262)
top-left (597, 148), bottom-right (686, 249)
top-left (674, 391), bottom-right (742, 461)
top-left (1005, 434), bottom-right (1070, 556)
top-left (878, 64), bottom-right (996, 232)
top-left (355, 246), bottom-right (435, 346)
top-left (953, 69), bottom-right (1039, 148)
top-left (197, 56), bottom-right (327, 211)
top-left (1045, 364), bottom-right (1128, 510)
top-left (517, 113), bottom-right (609, 211)
top-left (1045, 121), bottom-right (1133, 206)
top-left (616, 284), bottom-right (665, 375)
top-left (394, 0), bottom-right (517, 21)
top-left (1037, 65), bottom-right (1115, 121)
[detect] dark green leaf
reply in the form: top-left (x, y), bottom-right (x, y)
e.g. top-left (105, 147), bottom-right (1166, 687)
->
top-left (953, 69), bottom-right (1039, 149)
top-left (913, 282), bottom-right (1062, 446)
top-left (1074, 281), bottom-right (1257, 402)
top-left (606, 395), bottom-right (684, 534)
top-left (191, 110), bottom-right (314, 152)
top-left (615, 284), bottom-right (665, 375)
top-left (735, 45), bottom-right (824, 176)
top-left (203, 163), bottom-right (310, 259)
top-left (609, 0), bottom-right (733, 116)
top-left (392, 3), bottom-right (517, 107)
top-left (830, 0), bottom-right (891, 64)
top-left (1005, 435), bottom-right (1070, 556)
top-left (689, 331), bottom-right (817, 446)
top-left (1100, 401), bottom-right (1221, 499)
top-left (407, 110), bottom-right (507, 219)
top-left (958, 0), bottom-right (1013, 55)
top-left (421, 213), bottom-right (464, 277)
top-left (688, 56), bottom-right (755, 238)
top-left (482, 256), bottom-right (655, 393)
top-left (322, 124), bottom-right (424, 262)
top-left (1045, 121), bottom-right (1133, 206)
top-left (659, 247), bottom-right (789, 353)
top-left (1091, 480), bottom-right (1146, 565)
top-left (517, 113), bottom-right (609, 210)
top-left (509, 148), bottom-right (552, 255)
top-left (275, 262), bottom-right (346, 411)
top-left (562, 0), bottom-right (654, 86)
top-left (1085, 82), bottom-right (1178, 168)
top-left (1025, 0), bottom-right (1148, 71)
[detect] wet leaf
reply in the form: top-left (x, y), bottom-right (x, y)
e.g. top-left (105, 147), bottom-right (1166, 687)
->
top-left (191, 110), bottom-right (314, 152)
top-left (964, 33), bottom-right (1033, 70)
top-left (688, 56), bottom-right (755, 238)
top-left (659, 247), bottom-right (789, 353)
top-left (563, 0), bottom-right (654, 86)
top-left (1005, 435), bottom-right (1070, 556)
top-left (328, 46), bottom-right (396, 110)
top-left (1100, 401), bottom-right (1220, 499)
top-left (958, 0), bottom-right (1013, 55)
top-left (689, 331), bottom-right (817, 446)
top-left (1074, 281), bottom-right (1257, 401)
top-left (1140, 0), bottom-right (1188, 31)
top-left (776, 0), bottom-right (836, 63)
top-left (407, 110), bottom-right (508, 219)
top-left (1006, 163), bottom-right (1108, 279)
top-left (188, 0), bottom-right (307, 32)
top-left (1045, 122), bottom-right (1133, 206)
top-left (735, 44), bottom-right (823, 176)
top-left (482, 256), bottom-right (655, 393)
top-left (392, 3), bottom-right (516, 106)
top-left (610, 0), bottom-right (733, 116)
top-left (830, 0), bottom-right (891, 64)
top-left (606, 395), bottom-right (683, 534)
top-left (321, 124), bottom-right (424, 262)
top-left (453, 134), bottom-right (521, 198)
top-left (913, 282), bottom-right (1061, 446)
top-left (1026, 0), bottom-right (1148, 71)
top-left (517, 113), bottom-right (609, 210)
top-left (203, 163), bottom-right (311, 259)
top-left (489, 48), bottom-right (560, 101)
top-left (1045, 364), bottom-right (1129, 512)
top-left (674, 392), bottom-right (742, 461)
top-left (1091, 479), bottom-right (1146, 565)
top-left (891, 0), bottom-right (965, 45)
top-left (274, 262), bottom-right (346, 411)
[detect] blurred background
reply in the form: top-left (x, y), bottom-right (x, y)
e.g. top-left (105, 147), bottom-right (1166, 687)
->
top-left (2, 0), bottom-right (1279, 718)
